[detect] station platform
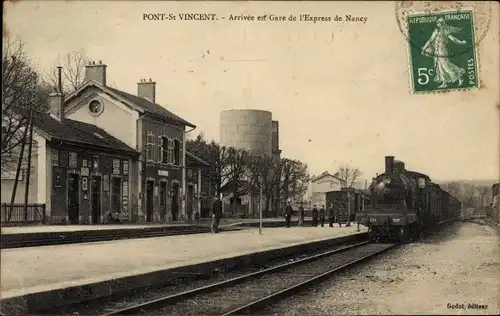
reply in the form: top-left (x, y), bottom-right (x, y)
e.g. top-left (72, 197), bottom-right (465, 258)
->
top-left (1, 217), bottom-right (317, 249)
top-left (1, 223), bottom-right (193, 234)
top-left (1, 225), bottom-right (367, 301)
top-left (0, 217), bottom-right (289, 234)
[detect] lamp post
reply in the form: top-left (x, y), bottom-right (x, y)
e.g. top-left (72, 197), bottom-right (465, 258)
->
top-left (358, 193), bottom-right (364, 232)
top-left (346, 188), bottom-right (352, 227)
top-left (259, 175), bottom-right (263, 235)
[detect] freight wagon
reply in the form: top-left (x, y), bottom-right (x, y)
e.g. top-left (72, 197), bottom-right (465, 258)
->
top-left (326, 189), bottom-right (365, 226)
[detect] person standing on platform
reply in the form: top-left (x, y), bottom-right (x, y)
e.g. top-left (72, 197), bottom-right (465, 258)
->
top-left (319, 205), bottom-right (326, 227)
top-left (284, 201), bottom-right (293, 228)
top-left (312, 205), bottom-right (319, 227)
top-left (298, 202), bottom-right (305, 227)
top-left (329, 204), bottom-right (335, 227)
top-left (211, 195), bottom-right (223, 233)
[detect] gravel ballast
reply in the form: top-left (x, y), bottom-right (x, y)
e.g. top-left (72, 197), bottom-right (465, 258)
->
top-left (262, 222), bottom-right (500, 315)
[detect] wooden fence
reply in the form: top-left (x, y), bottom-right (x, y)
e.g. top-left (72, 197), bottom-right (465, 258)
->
top-left (1, 203), bottom-right (47, 225)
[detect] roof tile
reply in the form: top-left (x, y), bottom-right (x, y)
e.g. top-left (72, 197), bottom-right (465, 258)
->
top-left (106, 87), bottom-right (195, 128)
top-left (31, 111), bottom-right (138, 155)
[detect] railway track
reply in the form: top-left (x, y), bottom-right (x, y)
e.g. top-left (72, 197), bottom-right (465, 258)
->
top-left (99, 241), bottom-right (398, 316)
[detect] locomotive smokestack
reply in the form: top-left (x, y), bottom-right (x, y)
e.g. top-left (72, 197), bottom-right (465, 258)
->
top-left (385, 156), bottom-right (395, 174)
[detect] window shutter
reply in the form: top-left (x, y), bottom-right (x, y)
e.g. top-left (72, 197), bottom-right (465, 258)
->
top-left (158, 136), bottom-right (163, 163)
top-left (146, 135), bottom-right (150, 160)
top-left (178, 140), bottom-right (181, 165)
top-left (146, 133), bottom-right (153, 161)
top-left (167, 139), bottom-right (171, 163)
top-left (170, 139), bottom-right (175, 164)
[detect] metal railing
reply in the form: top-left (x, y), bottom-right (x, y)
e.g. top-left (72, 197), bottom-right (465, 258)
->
top-left (1, 203), bottom-right (46, 224)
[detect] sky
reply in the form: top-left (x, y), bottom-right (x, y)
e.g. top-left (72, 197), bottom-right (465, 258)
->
top-left (4, 1), bottom-right (499, 182)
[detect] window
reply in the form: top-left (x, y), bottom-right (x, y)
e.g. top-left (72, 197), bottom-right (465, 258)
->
top-left (174, 139), bottom-right (180, 165)
top-left (68, 152), bottom-right (78, 168)
top-left (89, 100), bottom-right (104, 116)
top-left (111, 177), bottom-right (122, 213)
top-left (52, 149), bottom-right (60, 167)
top-left (54, 168), bottom-right (62, 188)
top-left (168, 139), bottom-right (174, 164)
top-left (155, 137), bottom-right (180, 165)
top-left (159, 136), bottom-right (169, 164)
top-left (146, 133), bottom-right (155, 161)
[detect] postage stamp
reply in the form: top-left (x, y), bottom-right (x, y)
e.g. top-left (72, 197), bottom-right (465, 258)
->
top-left (406, 10), bottom-right (479, 93)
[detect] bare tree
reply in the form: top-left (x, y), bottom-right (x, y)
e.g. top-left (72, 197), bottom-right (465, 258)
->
top-left (245, 154), bottom-right (282, 217)
top-left (475, 186), bottom-right (491, 207)
top-left (333, 165), bottom-right (361, 188)
top-left (185, 133), bottom-right (231, 197)
top-left (441, 181), bottom-right (461, 198)
top-left (460, 183), bottom-right (477, 207)
top-left (225, 147), bottom-right (249, 215)
top-left (281, 158), bottom-right (310, 207)
top-left (45, 48), bottom-right (90, 95)
top-left (2, 36), bottom-right (49, 173)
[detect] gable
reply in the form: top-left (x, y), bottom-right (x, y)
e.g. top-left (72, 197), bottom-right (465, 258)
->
top-left (312, 173), bottom-right (340, 183)
top-left (65, 87), bottom-right (139, 149)
top-left (65, 86), bottom-right (136, 116)
top-left (65, 80), bottom-right (195, 128)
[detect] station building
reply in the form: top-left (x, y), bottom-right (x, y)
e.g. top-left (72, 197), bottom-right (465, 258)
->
top-left (1, 61), bottom-right (208, 224)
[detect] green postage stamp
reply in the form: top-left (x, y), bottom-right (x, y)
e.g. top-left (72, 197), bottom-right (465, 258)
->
top-left (406, 10), bottom-right (478, 93)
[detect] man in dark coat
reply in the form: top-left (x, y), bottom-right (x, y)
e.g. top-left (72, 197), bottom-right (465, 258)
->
top-left (298, 202), bottom-right (305, 227)
top-left (329, 204), bottom-right (335, 227)
top-left (312, 205), bottom-right (318, 227)
top-left (319, 205), bottom-right (326, 227)
top-left (211, 195), bottom-right (223, 233)
top-left (284, 201), bottom-right (293, 228)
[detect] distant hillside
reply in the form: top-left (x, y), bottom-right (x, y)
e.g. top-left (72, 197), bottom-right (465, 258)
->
top-left (434, 180), bottom-right (498, 187)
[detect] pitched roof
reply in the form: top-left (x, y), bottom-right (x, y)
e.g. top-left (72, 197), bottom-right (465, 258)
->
top-left (105, 86), bottom-right (196, 128)
top-left (186, 151), bottom-right (210, 167)
top-left (29, 110), bottom-right (138, 155)
top-left (311, 172), bottom-right (342, 182)
top-left (65, 80), bottom-right (196, 128)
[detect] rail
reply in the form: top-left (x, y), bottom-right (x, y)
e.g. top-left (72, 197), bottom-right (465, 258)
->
top-left (0, 203), bottom-right (46, 224)
top-left (99, 241), bottom-right (398, 316)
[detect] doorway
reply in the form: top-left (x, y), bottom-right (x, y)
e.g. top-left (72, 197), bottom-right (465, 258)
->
top-left (146, 180), bottom-right (154, 222)
top-left (67, 174), bottom-right (79, 224)
top-left (159, 181), bottom-right (167, 221)
top-left (171, 182), bottom-right (179, 221)
top-left (91, 176), bottom-right (102, 224)
top-left (111, 177), bottom-right (122, 214)
top-left (186, 184), bottom-right (194, 220)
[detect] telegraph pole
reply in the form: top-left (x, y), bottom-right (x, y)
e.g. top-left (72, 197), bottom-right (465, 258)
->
top-left (23, 75), bottom-right (37, 220)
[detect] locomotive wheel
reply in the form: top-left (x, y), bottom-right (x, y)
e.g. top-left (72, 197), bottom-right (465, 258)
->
top-left (413, 226), bottom-right (424, 242)
top-left (368, 229), bottom-right (375, 242)
top-left (399, 227), bottom-right (409, 243)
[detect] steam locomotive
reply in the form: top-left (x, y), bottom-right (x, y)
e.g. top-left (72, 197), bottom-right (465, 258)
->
top-left (356, 156), bottom-right (462, 243)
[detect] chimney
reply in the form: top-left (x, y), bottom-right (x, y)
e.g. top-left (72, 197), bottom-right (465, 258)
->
top-left (137, 78), bottom-right (156, 103)
top-left (49, 92), bottom-right (63, 121)
top-left (385, 156), bottom-right (395, 174)
top-left (49, 66), bottom-right (64, 121)
top-left (84, 60), bottom-right (107, 86)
